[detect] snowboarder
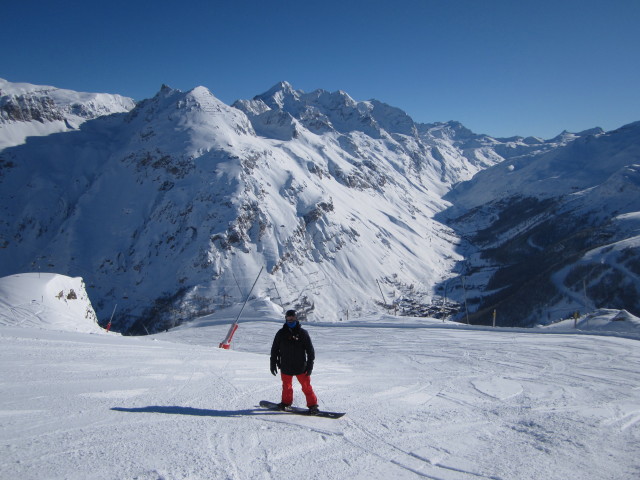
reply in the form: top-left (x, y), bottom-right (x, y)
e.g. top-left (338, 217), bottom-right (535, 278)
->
top-left (270, 310), bottom-right (319, 414)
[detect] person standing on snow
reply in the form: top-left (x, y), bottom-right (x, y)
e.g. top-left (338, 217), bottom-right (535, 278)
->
top-left (270, 309), bottom-right (319, 414)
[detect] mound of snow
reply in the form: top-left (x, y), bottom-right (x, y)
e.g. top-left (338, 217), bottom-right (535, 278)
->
top-left (540, 308), bottom-right (640, 339)
top-left (0, 273), bottom-right (105, 333)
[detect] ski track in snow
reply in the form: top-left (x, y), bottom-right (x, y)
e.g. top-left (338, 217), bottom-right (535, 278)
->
top-left (1, 318), bottom-right (640, 480)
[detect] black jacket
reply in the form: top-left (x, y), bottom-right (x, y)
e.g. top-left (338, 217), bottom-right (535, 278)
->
top-left (270, 322), bottom-right (315, 376)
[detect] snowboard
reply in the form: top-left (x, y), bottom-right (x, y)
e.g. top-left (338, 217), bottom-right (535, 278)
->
top-left (259, 400), bottom-right (345, 419)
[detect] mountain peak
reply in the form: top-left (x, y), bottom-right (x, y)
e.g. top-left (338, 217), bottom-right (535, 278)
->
top-left (577, 127), bottom-right (605, 137)
top-left (186, 85), bottom-right (217, 101)
top-left (153, 84), bottom-right (180, 99)
top-left (255, 81), bottom-right (300, 109)
top-left (274, 80), bottom-right (295, 92)
top-left (258, 81), bottom-right (298, 99)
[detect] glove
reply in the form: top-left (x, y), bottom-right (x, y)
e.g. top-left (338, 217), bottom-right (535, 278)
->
top-left (270, 360), bottom-right (278, 376)
top-left (305, 362), bottom-right (313, 376)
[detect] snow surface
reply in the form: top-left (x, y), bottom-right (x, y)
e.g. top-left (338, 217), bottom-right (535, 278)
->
top-left (1, 275), bottom-right (639, 480)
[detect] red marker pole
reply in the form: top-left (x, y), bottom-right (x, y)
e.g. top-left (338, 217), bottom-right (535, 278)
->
top-left (219, 323), bottom-right (238, 349)
top-left (219, 266), bottom-right (263, 349)
top-left (106, 304), bottom-right (117, 332)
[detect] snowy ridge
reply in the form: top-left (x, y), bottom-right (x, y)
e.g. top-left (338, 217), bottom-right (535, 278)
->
top-left (446, 122), bottom-right (638, 211)
top-left (0, 78), bottom-right (135, 149)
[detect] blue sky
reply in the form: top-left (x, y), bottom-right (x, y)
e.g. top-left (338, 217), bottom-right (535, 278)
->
top-left (3, 0), bottom-right (639, 138)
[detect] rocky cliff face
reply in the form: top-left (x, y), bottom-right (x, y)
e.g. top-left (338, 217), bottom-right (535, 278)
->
top-left (1, 94), bottom-right (65, 123)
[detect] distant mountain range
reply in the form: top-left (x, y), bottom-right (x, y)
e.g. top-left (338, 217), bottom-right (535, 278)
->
top-left (1, 78), bottom-right (637, 332)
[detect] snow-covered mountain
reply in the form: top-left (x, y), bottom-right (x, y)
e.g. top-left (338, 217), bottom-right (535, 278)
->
top-left (440, 122), bottom-right (640, 326)
top-left (0, 78), bottom-right (135, 149)
top-left (0, 78), bottom-right (633, 332)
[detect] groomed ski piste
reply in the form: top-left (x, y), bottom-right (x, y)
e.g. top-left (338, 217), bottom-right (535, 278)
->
top-left (1, 273), bottom-right (639, 480)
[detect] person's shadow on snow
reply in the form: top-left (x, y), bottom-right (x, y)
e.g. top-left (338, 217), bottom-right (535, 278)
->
top-left (111, 406), bottom-right (277, 417)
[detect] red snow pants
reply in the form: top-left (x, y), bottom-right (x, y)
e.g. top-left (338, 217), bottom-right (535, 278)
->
top-left (280, 373), bottom-right (318, 407)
